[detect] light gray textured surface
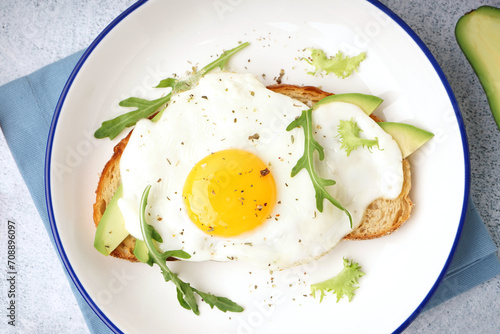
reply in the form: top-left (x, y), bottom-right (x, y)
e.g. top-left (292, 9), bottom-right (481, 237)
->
top-left (0, 0), bottom-right (498, 333)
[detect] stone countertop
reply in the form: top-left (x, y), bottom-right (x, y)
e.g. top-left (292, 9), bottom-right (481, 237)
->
top-left (0, 0), bottom-right (498, 333)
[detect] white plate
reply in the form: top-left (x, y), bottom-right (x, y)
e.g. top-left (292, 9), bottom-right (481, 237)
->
top-left (46, 0), bottom-right (469, 333)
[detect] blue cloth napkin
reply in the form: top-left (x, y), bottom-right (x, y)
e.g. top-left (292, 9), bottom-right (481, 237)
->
top-left (0, 51), bottom-right (499, 333)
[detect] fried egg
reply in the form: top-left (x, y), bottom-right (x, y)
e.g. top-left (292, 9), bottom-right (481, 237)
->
top-left (117, 72), bottom-right (403, 269)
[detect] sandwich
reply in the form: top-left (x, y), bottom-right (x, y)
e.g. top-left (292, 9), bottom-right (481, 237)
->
top-left (93, 82), bottom-right (414, 262)
top-left (91, 43), bottom-right (432, 313)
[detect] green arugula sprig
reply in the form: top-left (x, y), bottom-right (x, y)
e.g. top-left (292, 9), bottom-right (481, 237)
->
top-left (94, 95), bottom-right (172, 140)
top-left (337, 118), bottom-right (379, 156)
top-left (94, 42), bottom-right (250, 140)
top-left (286, 109), bottom-right (352, 227)
top-left (139, 185), bottom-right (244, 315)
top-left (311, 258), bottom-right (365, 303)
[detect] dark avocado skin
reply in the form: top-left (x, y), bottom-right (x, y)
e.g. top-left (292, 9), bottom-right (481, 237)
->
top-left (456, 6), bottom-right (500, 130)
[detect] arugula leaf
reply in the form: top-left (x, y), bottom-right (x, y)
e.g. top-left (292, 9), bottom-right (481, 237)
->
top-left (286, 109), bottom-right (352, 227)
top-left (94, 95), bottom-right (172, 140)
top-left (138, 185), bottom-right (244, 315)
top-left (311, 258), bottom-right (365, 303)
top-left (304, 49), bottom-right (366, 78)
top-left (198, 42), bottom-right (250, 74)
top-left (155, 77), bottom-right (182, 89)
top-left (337, 118), bottom-right (379, 156)
top-left (154, 41), bottom-right (250, 91)
top-left (94, 42), bottom-right (250, 140)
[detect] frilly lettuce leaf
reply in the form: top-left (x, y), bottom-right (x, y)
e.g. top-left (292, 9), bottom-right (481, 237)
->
top-left (311, 258), bottom-right (365, 303)
top-left (304, 49), bottom-right (366, 78)
top-left (337, 118), bottom-right (379, 156)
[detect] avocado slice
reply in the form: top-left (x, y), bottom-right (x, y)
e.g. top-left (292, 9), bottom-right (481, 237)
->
top-left (133, 239), bottom-right (151, 263)
top-left (94, 184), bottom-right (130, 256)
top-left (314, 93), bottom-right (383, 115)
top-left (456, 6), bottom-right (500, 130)
top-left (378, 122), bottom-right (434, 158)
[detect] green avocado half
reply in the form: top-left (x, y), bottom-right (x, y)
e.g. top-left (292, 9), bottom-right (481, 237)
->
top-left (94, 184), bottom-right (129, 256)
top-left (456, 6), bottom-right (500, 130)
top-left (314, 93), bottom-right (383, 115)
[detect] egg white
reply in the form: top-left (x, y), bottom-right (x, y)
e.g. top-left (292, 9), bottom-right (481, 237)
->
top-left (118, 72), bottom-right (403, 270)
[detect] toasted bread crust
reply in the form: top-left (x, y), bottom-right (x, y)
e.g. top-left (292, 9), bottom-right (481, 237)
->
top-left (93, 83), bottom-right (412, 262)
top-left (267, 84), bottom-right (333, 106)
top-left (93, 131), bottom-right (138, 262)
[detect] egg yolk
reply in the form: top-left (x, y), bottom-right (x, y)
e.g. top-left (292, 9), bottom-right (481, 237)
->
top-left (183, 149), bottom-right (276, 237)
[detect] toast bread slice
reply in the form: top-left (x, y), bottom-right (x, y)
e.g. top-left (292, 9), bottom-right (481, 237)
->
top-left (93, 84), bottom-right (413, 262)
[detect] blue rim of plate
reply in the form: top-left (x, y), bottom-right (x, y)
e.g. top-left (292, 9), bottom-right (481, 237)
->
top-left (44, 0), bottom-right (470, 333)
